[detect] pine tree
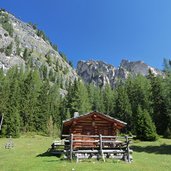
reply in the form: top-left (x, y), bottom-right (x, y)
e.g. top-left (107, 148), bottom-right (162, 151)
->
top-left (48, 84), bottom-right (61, 129)
top-left (126, 75), bottom-right (152, 113)
top-left (93, 86), bottom-right (105, 112)
top-left (148, 71), bottom-right (169, 135)
top-left (20, 69), bottom-right (42, 132)
top-left (103, 84), bottom-right (115, 115)
top-left (64, 80), bottom-right (78, 117)
top-left (71, 81), bottom-right (91, 115)
top-left (36, 80), bottom-right (50, 132)
top-left (163, 73), bottom-right (171, 138)
top-left (125, 75), bottom-right (153, 133)
top-left (23, 48), bottom-right (29, 60)
top-left (136, 106), bottom-right (157, 141)
top-left (114, 86), bottom-right (132, 132)
top-left (0, 68), bottom-right (5, 114)
top-left (1, 67), bottom-right (20, 137)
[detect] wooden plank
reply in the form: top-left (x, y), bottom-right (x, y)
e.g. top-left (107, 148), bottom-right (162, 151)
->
top-left (72, 149), bottom-right (126, 153)
top-left (99, 134), bottom-right (105, 162)
top-left (73, 140), bottom-right (99, 143)
top-left (73, 134), bottom-right (99, 138)
top-left (125, 135), bottom-right (131, 163)
top-left (101, 135), bottom-right (117, 138)
top-left (70, 134), bottom-right (73, 160)
top-left (62, 134), bottom-right (70, 137)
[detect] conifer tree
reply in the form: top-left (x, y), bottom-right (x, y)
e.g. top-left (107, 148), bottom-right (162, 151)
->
top-left (64, 80), bottom-right (78, 117)
top-left (48, 84), bottom-right (61, 129)
top-left (36, 80), bottom-right (50, 132)
top-left (103, 84), bottom-right (115, 115)
top-left (1, 67), bottom-right (20, 137)
top-left (163, 73), bottom-right (171, 138)
top-left (114, 86), bottom-right (132, 132)
top-left (23, 48), bottom-right (29, 60)
top-left (148, 71), bottom-right (169, 135)
top-left (20, 69), bottom-right (42, 132)
top-left (71, 81), bottom-right (91, 115)
top-left (125, 75), bottom-right (153, 133)
top-left (93, 86), bottom-right (105, 112)
top-left (136, 106), bottom-right (157, 141)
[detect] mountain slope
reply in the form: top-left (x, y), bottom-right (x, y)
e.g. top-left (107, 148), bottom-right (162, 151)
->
top-left (0, 10), bottom-right (77, 86)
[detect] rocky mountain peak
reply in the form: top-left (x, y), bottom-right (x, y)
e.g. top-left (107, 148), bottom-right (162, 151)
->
top-left (77, 60), bottom-right (116, 87)
top-left (77, 59), bottom-right (164, 88)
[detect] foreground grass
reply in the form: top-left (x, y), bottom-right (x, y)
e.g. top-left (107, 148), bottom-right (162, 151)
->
top-left (0, 135), bottom-right (171, 171)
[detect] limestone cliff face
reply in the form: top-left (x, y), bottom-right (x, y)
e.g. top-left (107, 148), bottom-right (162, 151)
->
top-left (77, 59), bottom-right (164, 87)
top-left (0, 10), bottom-right (78, 83)
top-left (77, 60), bottom-right (116, 87)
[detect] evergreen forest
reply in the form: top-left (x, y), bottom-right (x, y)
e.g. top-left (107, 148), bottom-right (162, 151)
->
top-left (0, 59), bottom-right (171, 141)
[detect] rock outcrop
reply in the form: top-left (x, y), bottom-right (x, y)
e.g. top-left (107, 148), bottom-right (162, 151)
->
top-left (77, 59), bottom-right (164, 87)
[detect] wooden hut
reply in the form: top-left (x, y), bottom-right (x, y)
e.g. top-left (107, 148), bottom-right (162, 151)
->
top-left (62, 111), bottom-right (127, 149)
top-left (52, 111), bottom-right (132, 162)
top-left (62, 111), bottom-right (126, 135)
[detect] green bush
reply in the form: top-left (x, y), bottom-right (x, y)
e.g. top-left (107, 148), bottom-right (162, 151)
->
top-left (52, 44), bottom-right (58, 51)
top-left (36, 29), bottom-right (48, 42)
top-left (15, 36), bottom-right (21, 56)
top-left (2, 22), bottom-right (14, 37)
top-left (23, 48), bottom-right (29, 60)
top-left (5, 42), bottom-right (13, 56)
top-left (0, 13), bottom-right (14, 37)
top-left (0, 47), bottom-right (4, 53)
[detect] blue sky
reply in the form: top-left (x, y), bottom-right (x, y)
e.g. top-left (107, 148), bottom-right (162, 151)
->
top-left (1, 0), bottom-right (171, 69)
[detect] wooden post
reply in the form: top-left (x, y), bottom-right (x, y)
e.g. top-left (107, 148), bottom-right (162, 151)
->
top-left (99, 134), bottom-right (105, 162)
top-left (70, 134), bottom-right (73, 160)
top-left (0, 114), bottom-right (3, 131)
top-left (125, 135), bottom-right (131, 163)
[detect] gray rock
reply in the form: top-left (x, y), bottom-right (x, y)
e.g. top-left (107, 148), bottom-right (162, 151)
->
top-left (77, 59), bottom-right (164, 88)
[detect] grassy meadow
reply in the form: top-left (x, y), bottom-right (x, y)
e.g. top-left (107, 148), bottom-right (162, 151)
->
top-left (0, 135), bottom-right (171, 171)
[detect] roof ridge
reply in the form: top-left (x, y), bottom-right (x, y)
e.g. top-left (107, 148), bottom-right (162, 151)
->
top-left (63, 111), bottom-right (127, 125)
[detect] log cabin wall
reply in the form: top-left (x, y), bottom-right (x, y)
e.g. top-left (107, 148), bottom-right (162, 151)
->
top-left (69, 114), bottom-right (118, 148)
top-left (71, 115), bottom-right (118, 136)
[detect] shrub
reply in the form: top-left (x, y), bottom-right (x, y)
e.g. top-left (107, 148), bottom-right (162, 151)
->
top-left (15, 36), bottom-right (21, 56)
top-left (52, 44), bottom-right (58, 51)
top-left (0, 13), bottom-right (14, 37)
top-left (5, 42), bottom-right (13, 56)
top-left (59, 52), bottom-right (68, 62)
top-left (36, 29), bottom-right (48, 42)
top-left (0, 48), bottom-right (4, 53)
top-left (23, 48), bottom-right (29, 60)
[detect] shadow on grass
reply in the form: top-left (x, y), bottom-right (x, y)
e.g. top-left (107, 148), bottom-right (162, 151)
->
top-left (36, 148), bottom-right (61, 157)
top-left (131, 144), bottom-right (171, 155)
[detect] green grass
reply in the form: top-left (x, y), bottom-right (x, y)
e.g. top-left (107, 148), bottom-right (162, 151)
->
top-left (0, 135), bottom-right (171, 171)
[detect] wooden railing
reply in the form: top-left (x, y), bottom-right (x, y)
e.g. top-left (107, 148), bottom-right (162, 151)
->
top-left (61, 134), bottom-right (133, 162)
